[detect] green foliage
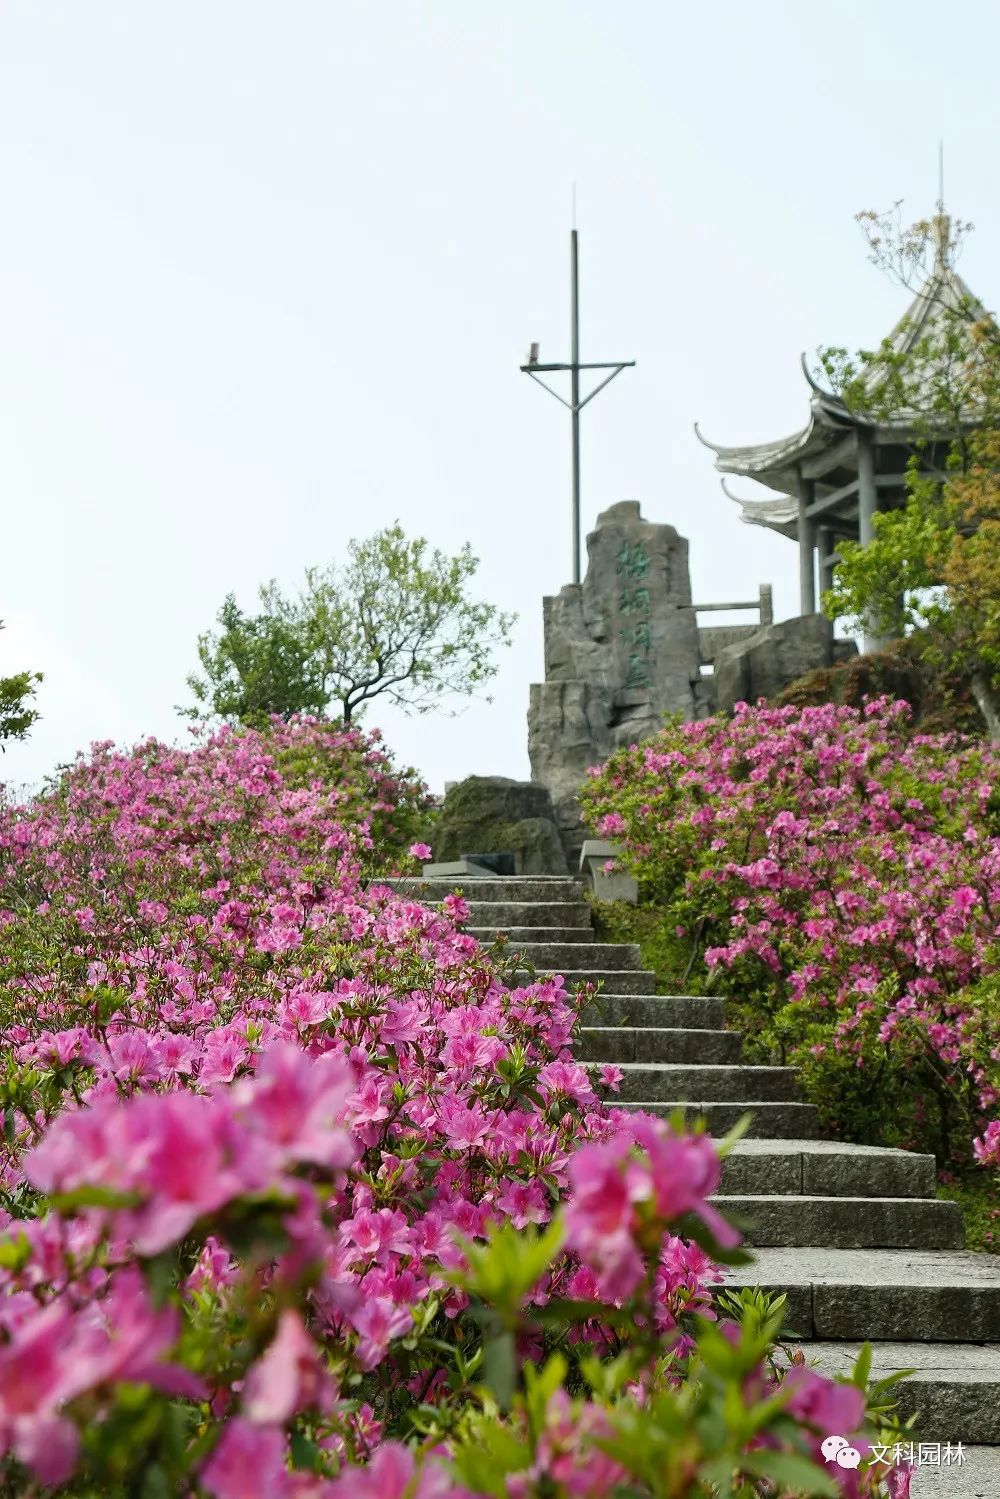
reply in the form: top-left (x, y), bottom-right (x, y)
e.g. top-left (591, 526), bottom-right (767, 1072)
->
top-left (777, 637), bottom-right (982, 737)
top-left (183, 591), bottom-right (324, 729)
top-left (185, 524), bottom-right (517, 727)
top-left (937, 1173), bottom-right (1000, 1254)
top-left (439, 1219), bottom-right (899, 1498)
top-left (0, 621), bottom-right (41, 749)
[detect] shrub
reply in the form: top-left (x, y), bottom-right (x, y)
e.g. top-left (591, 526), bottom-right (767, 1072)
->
top-left (582, 700), bottom-right (1000, 1172)
top-left (0, 719), bottom-right (910, 1493)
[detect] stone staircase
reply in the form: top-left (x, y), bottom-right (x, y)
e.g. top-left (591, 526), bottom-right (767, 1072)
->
top-left (394, 873), bottom-right (1000, 1484)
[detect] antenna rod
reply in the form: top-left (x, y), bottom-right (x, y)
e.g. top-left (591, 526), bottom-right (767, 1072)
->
top-left (571, 230), bottom-right (581, 584)
top-left (519, 227), bottom-right (635, 586)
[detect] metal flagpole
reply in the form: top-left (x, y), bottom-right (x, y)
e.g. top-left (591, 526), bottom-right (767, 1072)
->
top-left (570, 230), bottom-right (581, 586)
top-left (521, 230), bottom-right (635, 585)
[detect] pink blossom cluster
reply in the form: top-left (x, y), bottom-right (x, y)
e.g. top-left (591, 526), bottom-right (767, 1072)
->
top-left (975, 1119), bottom-right (1000, 1168)
top-left (0, 716), bottom-right (791, 1494)
top-left (583, 699), bottom-right (1000, 1168)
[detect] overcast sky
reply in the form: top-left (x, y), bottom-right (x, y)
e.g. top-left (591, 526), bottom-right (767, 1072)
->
top-left (1, 1), bottom-right (996, 799)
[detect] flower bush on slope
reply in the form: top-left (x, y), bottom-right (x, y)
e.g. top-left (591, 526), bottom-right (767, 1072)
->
top-left (0, 719), bottom-right (901, 1495)
top-left (581, 699), bottom-right (1000, 1175)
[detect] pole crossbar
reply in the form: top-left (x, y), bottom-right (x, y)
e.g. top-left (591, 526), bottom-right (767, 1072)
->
top-left (521, 230), bottom-right (635, 584)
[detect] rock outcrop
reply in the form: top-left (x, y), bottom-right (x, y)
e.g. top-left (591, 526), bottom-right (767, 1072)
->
top-left (431, 776), bottom-right (568, 876)
top-left (712, 614), bottom-right (858, 715)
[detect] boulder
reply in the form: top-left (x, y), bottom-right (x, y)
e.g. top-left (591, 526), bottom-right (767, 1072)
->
top-left (712, 614), bottom-right (858, 714)
top-left (432, 776), bottom-right (569, 876)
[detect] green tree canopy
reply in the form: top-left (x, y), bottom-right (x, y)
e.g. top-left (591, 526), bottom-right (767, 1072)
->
top-left (0, 621), bottom-right (42, 750)
top-left (186, 524), bottom-right (516, 727)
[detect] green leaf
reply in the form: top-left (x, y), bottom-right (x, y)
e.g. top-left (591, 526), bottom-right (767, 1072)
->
top-left (481, 1333), bottom-right (516, 1410)
top-left (48, 1184), bottom-right (144, 1212)
top-left (742, 1447), bottom-right (839, 1496)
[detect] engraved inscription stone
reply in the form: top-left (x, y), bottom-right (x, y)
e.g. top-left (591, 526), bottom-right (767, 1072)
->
top-left (527, 501), bottom-right (710, 862)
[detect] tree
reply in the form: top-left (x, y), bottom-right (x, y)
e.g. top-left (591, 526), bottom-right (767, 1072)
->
top-left (819, 208), bottom-right (1000, 739)
top-left (0, 620), bottom-right (42, 750)
top-left (185, 591), bottom-right (326, 730)
top-left (186, 524), bottom-right (516, 727)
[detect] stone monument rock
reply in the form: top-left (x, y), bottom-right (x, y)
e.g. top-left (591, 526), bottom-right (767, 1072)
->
top-left (528, 502), bottom-right (709, 862)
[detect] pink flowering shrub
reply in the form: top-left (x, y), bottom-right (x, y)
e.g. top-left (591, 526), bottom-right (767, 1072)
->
top-left (581, 699), bottom-right (1000, 1172)
top-left (0, 719), bottom-right (906, 1493)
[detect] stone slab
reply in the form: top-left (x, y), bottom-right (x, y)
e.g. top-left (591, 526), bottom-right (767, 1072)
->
top-left (719, 1140), bottom-right (936, 1199)
top-left (724, 1248), bottom-right (1000, 1341)
top-left (715, 1194), bottom-right (964, 1251)
top-left (500, 941), bottom-right (644, 970)
top-left (791, 1342), bottom-right (1000, 1446)
top-left (527, 969), bottom-right (657, 994)
top-left (462, 900), bottom-right (593, 928)
top-left (912, 1450), bottom-right (1000, 1498)
top-left (420, 859), bottom-right (495, 878)
top-left (466, 926), bottom-right (596, 944)
top-left (385, 877), bottom-right (586, 903)
top-left (599, 1061), bottom-right (801, 1103)
top-left (580, 994), bottom-right (726, 1030)
top-left (577, 1025), bottom-right (742, 1065)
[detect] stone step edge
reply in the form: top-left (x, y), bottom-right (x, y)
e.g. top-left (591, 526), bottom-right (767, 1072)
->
top-left (580, 1025), bottom-right (737, 1038)
top-left (780, 1344), bottom-right (1000, 1449)
top-left (590, 1062), bottom-right (800, 1075)
top-left (722, 1245), bottom-right (1000, 1288)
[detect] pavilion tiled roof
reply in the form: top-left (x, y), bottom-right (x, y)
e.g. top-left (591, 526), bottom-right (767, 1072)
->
top-left (697, 215), bottom-right (989, 536)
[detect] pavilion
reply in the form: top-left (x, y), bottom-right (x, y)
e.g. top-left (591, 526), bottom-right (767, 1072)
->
top-left (695, 215), bottom-right (986, 643)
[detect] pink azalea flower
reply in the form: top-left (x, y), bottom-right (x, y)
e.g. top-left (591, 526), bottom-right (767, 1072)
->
top-left (243, 1310), bottom-right (335, 1424)
top-left (200, 1419), bottom-right (290, 1499)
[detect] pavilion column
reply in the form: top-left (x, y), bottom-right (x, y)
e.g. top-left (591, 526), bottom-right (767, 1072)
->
top-left (797, 474), bottom-right (816, 615)
top-left (819, 527), bottom-right (837, 598)
top-left (856, 428), bottom-right (885, 652)
top-left (857, 428), bottom-right (877, 547)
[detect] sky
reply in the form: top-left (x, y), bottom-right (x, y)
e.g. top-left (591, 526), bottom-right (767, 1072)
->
top-left (1, 0), bottom-right (997, 799)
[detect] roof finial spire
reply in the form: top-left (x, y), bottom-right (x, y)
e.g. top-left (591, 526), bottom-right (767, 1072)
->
top-left (932, 140), bottom-right (951, 270)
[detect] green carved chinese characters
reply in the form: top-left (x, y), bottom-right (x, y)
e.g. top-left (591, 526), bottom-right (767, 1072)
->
top-left (615, 541), bottom-right (654, 689)
top-left (616, 542), bottom-right (650, 580)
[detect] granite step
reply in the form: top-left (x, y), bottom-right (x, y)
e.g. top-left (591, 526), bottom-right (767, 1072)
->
top-left (502, 941), bottom-right (643, 970)
top-left (910, 1448), bottom-right (1000, 1496)
top-left (719, 1139), bottom-right (937, 1199)
top-left (723, 1247), bottom-right (1000, 1341)
top-left (596, 1062), bottom-right (801, 1103)
top-left (386, 877), bottom-right (586, 903)
top-left (788, 1342), bottom-right (1000, 1446)
top-left (518, 969), bottom-right (658, 994)
top-left (580, 994), bottom-right (726, 1030)
top-left (718, 1194), bottom-right (964, 1251)
top-left (579, 1025), bottom-right (742, 1064)
top-left (464, 901), bottom-right (593, 929)
top-left (467, 926), bottom-right (596, 944)
top-left (616, 1099), bottom-right (819, 1138)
